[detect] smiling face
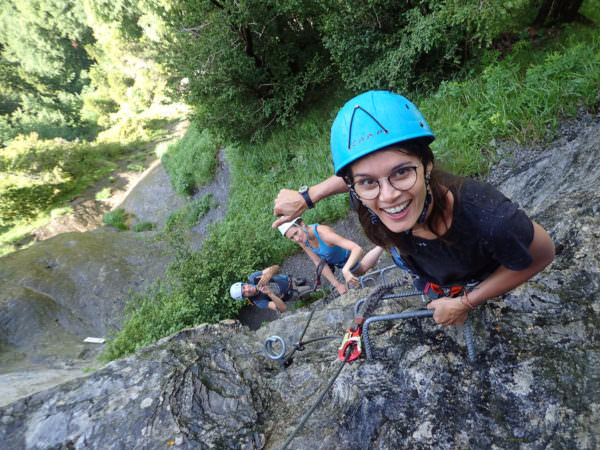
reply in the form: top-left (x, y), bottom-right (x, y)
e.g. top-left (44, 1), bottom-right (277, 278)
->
top-left (285, 225), bottom-right (307, 244)
top-left (241, 283), bottom-right (257, 297)
top-left (350, 147), bottom-right (432, 234)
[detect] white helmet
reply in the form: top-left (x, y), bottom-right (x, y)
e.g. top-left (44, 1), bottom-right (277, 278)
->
top-left (230, 282), bottom-right (244, 300)
top-left (277, 217), bottom-right (302, 237)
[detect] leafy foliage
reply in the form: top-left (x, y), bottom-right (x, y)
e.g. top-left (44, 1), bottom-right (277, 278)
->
top-left (421, 22), bottom-right (600, 174)
top-left (0, 0), bottom-right (96, 144)
top-left (102, 208), bottom-right (129, 230)
top-left (161, 123), bottom-right (219, 195)
top-left (133, 221), bottom-right (155, 232)
top-left (164, 194), bottom-right (218, 231)
top-left (158, 0), bottom-right (333, 143)
top-left (0, 133), bottom-right (134, 225)
top-left (319, 0), bottom-right (536, 93)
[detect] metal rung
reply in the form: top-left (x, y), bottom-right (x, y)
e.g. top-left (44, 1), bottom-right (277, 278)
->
top-left (361, 311), bottom-right (476, 363)
top-left (359, 265), bottom-right (402, 288)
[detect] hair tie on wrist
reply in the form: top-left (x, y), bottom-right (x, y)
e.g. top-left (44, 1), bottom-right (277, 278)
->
top-left (463, 290), bottom-right (476, 310)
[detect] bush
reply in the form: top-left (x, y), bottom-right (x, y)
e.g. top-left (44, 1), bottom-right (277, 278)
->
top-left (164, 194), bottom-right (217, 231)
top-left (127, 163), bottom-right (145, 172)
top-left (133, 221), bottom-right (155, 232)
top-left (159, 0), bottom-right (332, 143)
top-left (102, 208), bottom-right (128, 230)
top-left (95, 187), bottom-right (112, 200)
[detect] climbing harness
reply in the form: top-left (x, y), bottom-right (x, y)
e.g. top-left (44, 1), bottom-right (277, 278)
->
top-left (425, 282), bottom-right (463, 297)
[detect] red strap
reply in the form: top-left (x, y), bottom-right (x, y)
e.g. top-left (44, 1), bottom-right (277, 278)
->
top-left (338, 327), bottom-right (362, 361)
top-left (425, 282), bottom-right (464, 297)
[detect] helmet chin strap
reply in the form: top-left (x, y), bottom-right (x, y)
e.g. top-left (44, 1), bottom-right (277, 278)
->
top-left (300, 225), bottom-right (312, 247)
top-left (406, 174), bottom-right (431, 234)
top-left (417, 190), bottom-right (432, 224)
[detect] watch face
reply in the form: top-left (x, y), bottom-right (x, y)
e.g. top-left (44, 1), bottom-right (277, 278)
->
top-left (299, 186), bottom-right (308, 193)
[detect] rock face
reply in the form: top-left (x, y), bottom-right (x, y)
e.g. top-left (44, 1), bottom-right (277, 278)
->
top-left (1, 120), bottom-right (600, 448)
top-left (0, 230), bottom-right (172, 406)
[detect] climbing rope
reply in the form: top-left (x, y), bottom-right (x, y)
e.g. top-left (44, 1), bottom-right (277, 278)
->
top-left (264, 306), bottom-right (338, 370)
top-left (280, 347), bottom-right (353, 450)
top-left (354, 278), bottom-right (407, 327)
top-left (312, 258), bottom-right (327, 292)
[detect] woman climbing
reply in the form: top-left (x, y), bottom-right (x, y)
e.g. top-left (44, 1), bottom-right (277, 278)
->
top-left (277, 217), bottom-right (384, 296)
top-left (272, 90), bottom-right (555, 326)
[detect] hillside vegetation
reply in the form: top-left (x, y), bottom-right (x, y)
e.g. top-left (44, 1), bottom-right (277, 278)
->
top-left (1, 0), bottom-right (598, 360)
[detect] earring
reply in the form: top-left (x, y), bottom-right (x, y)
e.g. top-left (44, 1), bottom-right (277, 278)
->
top-left (425, 173), bottom-right (431, 186)
top-left (367, 208), bottom-right (381, 224)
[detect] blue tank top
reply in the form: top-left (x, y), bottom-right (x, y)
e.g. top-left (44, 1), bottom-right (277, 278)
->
top-left (306, 224), bottom-right (349, 267)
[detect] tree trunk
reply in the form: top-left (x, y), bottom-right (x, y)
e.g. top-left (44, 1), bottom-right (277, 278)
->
top-left (533, 0), bottom-right (585, 27)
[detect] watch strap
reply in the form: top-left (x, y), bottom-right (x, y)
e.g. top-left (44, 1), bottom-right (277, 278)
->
top-left (299, 187), bottom-right (314, 209)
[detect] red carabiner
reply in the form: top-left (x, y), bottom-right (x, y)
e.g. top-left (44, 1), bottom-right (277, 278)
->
top-left (338, 327), bottom-right (362, 362)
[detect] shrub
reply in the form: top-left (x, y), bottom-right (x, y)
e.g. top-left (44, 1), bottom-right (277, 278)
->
top-left (102, 208), bottom-right (128, 230)
top-left (133, 221), bottom-right (155, 232)
top-left (158, 0), bottom-right (332, 143)
top-left (95, 187), bottom-right (112, 200)
top-left (126, 163), bottom-right (145, 172)
top-left (319, 0), bottom-right (536, 93)
top-left (164, 194), bottom-right (217, 231)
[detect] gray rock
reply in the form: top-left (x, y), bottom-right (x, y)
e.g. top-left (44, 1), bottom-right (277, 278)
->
top-left (0, 230), bottom-right (172, 405)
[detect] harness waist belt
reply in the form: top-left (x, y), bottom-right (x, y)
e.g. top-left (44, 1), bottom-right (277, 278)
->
top-left (424, 280), bottom-right (480, 298)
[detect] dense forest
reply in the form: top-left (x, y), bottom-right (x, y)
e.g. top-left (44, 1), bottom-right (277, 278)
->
top-left (1, 0), bottom-right (598, 358)
top-left (0, 0), bottom-right (588, 145)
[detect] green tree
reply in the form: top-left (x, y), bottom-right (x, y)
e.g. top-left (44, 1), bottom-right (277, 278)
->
top-left (318, 0), bottom-right (537, 93)
top-left (158, 0), bottom-right (332, 143)
top-left (533, 0), bottom-right (586, 26)
top-left (0, 0), bottom-right (94, 90)
top-left (0, 0), bottom-right (96, 143)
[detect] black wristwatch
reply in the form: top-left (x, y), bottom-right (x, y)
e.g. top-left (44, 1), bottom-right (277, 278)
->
top-left (299, 186), bottom-right (315, 209)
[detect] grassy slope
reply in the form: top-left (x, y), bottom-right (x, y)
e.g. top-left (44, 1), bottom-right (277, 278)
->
top-left (103, 8), bottom-right (600, 360)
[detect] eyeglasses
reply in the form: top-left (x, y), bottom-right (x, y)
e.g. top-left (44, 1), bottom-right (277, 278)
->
top-left (351, 164), bottom-right (421, 200)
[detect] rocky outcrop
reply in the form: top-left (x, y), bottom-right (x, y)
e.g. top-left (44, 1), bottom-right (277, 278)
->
top-left (0, 230), bottom-right (172, 406)
top-left (1, 119), bottom-right (599, 448)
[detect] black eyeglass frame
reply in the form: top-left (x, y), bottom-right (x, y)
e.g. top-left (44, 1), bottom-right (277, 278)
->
top-left (349, 164), bottom-right (422, 200)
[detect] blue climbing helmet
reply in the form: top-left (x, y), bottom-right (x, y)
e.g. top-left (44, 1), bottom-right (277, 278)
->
top-left (330, 90), bottom-right (435, 176)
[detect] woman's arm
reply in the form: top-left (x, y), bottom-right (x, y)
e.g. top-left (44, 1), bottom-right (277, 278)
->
top-left (300, 243), bottom-right (348, 295)
top-left (272, 176), bottom-right (348, 228)
top-left (427, 221), bottom-right (555, 326)
top-left (354, 246), bottom-right (385, 275)
top-left (315, 225), bottom-right (363, 286)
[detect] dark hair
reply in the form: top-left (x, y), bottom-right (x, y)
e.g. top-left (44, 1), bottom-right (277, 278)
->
top-left (341, 139), bottom-right (461, 254)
